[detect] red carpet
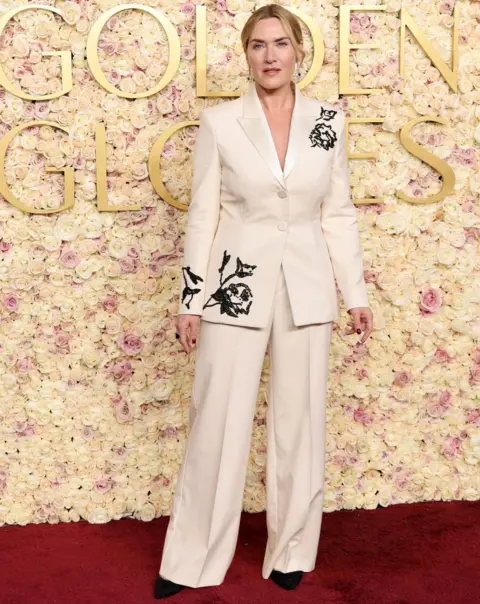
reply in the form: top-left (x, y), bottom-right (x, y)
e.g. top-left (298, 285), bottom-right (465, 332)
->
top-left (0, 500), bottom-right (479, 604)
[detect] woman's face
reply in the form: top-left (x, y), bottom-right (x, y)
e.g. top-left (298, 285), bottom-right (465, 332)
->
top-left (246, 17), bottom-right (299, 90)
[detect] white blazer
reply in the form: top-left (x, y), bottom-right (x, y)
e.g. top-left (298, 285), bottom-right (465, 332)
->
top-left (179, 82), bottom-right (370, 328)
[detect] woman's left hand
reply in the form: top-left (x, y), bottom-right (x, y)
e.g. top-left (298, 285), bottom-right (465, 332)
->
top-left (346, 307), bottom-right (373, 344)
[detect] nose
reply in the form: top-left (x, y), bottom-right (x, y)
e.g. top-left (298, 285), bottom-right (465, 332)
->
top-left (265, 44), bottom-right (276, 63)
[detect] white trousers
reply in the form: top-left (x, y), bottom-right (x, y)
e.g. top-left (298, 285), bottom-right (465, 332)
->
top-left (159, 269), bottom-right (333, 587)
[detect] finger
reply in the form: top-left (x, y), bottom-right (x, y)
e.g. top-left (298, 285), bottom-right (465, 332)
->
top-left (189, 319), bottom-right (198, 349)
top-left (352, 314), bottom-right (362, 334)
top-left (178, 325), bottom-right (189, 353)
top-left (360, 317), bottom-right (373, 343)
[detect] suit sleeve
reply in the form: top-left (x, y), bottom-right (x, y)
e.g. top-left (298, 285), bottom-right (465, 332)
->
top-left (179, 109), bottom-right (221, 315)
top-left (320, 110), bottom-right (370, 311)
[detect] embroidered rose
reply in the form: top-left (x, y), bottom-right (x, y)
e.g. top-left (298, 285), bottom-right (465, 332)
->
top-left (181, 266), bottom-right (204, 309)
top-left (309, 107), bottom-right (338, 151)
top-left (210, 282), bottom-right (253, 317)
top-left (203, 251), bottom-right (257, 318)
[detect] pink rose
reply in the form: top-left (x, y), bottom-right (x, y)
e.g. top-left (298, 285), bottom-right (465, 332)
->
top-left (16, 358), bottom-right (31, 373)
top-left (34, 103), bottom-right (50, 118)
top-left (103, 297), bottom-right (118, 313)
top-left (0, 241), bottom-right (12, 253)
top-left (113, 446), bottom-right (127, 457)
top-left (466, 408), bottom-right (480, 424)
top-left (393, 371), bottom-right (412, 386)
top-left (55, 331), bottom-right (70, 348)
top-left (15, 421), bottom-right (35, 437)
top-left (350, 15), bottom-right (361, 34)
top-left (439, 391), bottom-right (452, 406)
top-left (115, 401), bottom-right (134, 423)
top-left (472, 349), bottom-right (480, 364)
top-left (443, 436), bottom-right (461, 459)
top-left (119, 257), bottom-right (138, 274)
top-left (470, 364), bottom-right (480, 384)
top-left (82, 428), bottom-right (94, 441)
top-left (109, 361), bottom-right (134, 383)
top-left (419, 288), bottom-right (442, 315)
top-left (117, 333), bottom-right (143, 356)
top-left (440, 1), bottom-right (453, 13)
top-left (464, 229), bottom-right (479, 244)
top-left (94, 478), bottom-right (115, 493)
top-left (73, 157), bottom-right (86, 170)
top-left (353, 409), bottom-right (373, 425)
top-left (60, 250), bottom-right (80, 268)
top-left (161, 141), bottom-right (175, 158)
top-left (180, 3), bottom-right (195, 16)
top-left (434, 348), bottom-right (450, 363)
top-left (3, 293), bottom-right (18, 312)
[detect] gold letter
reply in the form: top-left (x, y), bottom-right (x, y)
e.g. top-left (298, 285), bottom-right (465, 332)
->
top-left (400, 6), bottom-right (459, 92)
top-left (0, 6), bottom-right (72, 101)
top-left (0, 121), bottom-right (73, 214)
top-left (87, 4), bottom-right (180, 99)
top-left (397, 117), bottom-right (455, 204)
top-left (346, 118), bottom-right (386, 205)
top-left (148, 121), bottom-right (198, 211)
top-left (196, 6), bottom-right (324, 96)
top-left (95, 124), bottom-right (141, 212)
top-left (339, 5), bottom-right (387, 95)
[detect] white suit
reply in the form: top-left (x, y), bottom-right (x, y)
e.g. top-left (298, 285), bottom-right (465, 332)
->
top-left (159, 82), bottom-right (370, 587)
top-left (179, 81), bottom-right (369, 327)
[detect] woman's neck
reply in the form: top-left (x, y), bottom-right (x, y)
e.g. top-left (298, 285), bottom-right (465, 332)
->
top-left (255, 81), bottom-right (295, 113)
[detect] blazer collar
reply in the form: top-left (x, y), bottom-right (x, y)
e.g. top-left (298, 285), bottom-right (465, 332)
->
top-left (237, 81), bottom-right (317, 188)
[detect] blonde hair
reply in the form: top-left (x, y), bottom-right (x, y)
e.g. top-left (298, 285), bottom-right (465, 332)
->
top-left (241, 4), bottom-right (305, 63)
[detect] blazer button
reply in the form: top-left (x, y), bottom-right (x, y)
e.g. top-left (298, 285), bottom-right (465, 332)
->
top-left (277, 222), bottom-right (288, 231)
top-left (277, 190), bottom-right (287, 198)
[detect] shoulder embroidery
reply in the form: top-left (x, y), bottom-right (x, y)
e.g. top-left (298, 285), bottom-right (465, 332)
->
top-left (203, 251), bottom-right (257, 318)
top-left (181, 266), bottom-right (204, 309)
top-left (309, 107), bottom-right (338, 151)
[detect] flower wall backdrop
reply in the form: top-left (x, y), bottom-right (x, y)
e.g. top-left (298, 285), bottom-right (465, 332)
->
top-left (0, 0), bottom-right (479, 526)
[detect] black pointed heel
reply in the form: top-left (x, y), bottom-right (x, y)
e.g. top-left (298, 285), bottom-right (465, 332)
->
top-left (154, 575), bottom-right (186, 600)
top-left (270, 569), bottom-right (303, 591)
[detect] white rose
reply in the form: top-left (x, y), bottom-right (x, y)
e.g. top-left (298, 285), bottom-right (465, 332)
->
top-left (437, 246), bottom-right (456, 266)
top-left (151, 379), bottom-right (174, 401)
top-left (54, 216), bottom-right (79, 241)
top-left (87, 507), bottom-right (111, 524)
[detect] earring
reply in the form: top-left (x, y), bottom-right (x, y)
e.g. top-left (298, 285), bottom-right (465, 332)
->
top-left (248, 67), bottom-right (253, 82)
top-left (295, 62), bottom-right (302, 81)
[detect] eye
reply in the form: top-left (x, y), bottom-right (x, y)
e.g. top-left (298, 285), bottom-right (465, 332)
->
top-left (278, 41), bottom-right (288, 46)
top-left (252, 43), bottom-right (263, 50)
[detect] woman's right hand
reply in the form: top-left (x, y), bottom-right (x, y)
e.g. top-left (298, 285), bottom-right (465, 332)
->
top-left (176, 314), bottom-right (201, 354)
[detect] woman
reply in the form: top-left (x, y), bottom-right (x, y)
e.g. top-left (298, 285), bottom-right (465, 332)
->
top-left (155, 4), bottom-right (373, 599)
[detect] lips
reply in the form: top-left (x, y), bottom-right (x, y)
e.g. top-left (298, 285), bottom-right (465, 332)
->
top-left (264, 69), bottom-right (280, 75)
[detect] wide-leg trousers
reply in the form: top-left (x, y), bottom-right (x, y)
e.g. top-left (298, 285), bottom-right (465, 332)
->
top-left (159, 268), bottom-right (333, 587)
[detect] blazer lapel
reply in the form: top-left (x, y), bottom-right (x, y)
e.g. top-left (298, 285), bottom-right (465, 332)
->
top-left (237, 82), bottom-right (317, 188)
top-left (237, 82), bottom-right (285, 188)
top-left (283, 91), bottom-right (317, 180)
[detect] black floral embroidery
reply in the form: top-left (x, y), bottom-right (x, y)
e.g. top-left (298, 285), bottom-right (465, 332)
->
top-left (318, 107), bottom-right (337, 122)
top-left (181, 266), bottom-right (204, 309)
top-left (203, 251), bottom-right (257, 318)
top-left (309, 107), bottom-right (338, 151)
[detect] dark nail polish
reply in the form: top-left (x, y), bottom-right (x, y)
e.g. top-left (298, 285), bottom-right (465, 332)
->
top-left (356, 329), bottom-right (361, 334)
top-left (192, 338), bottom-right (196, 344)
